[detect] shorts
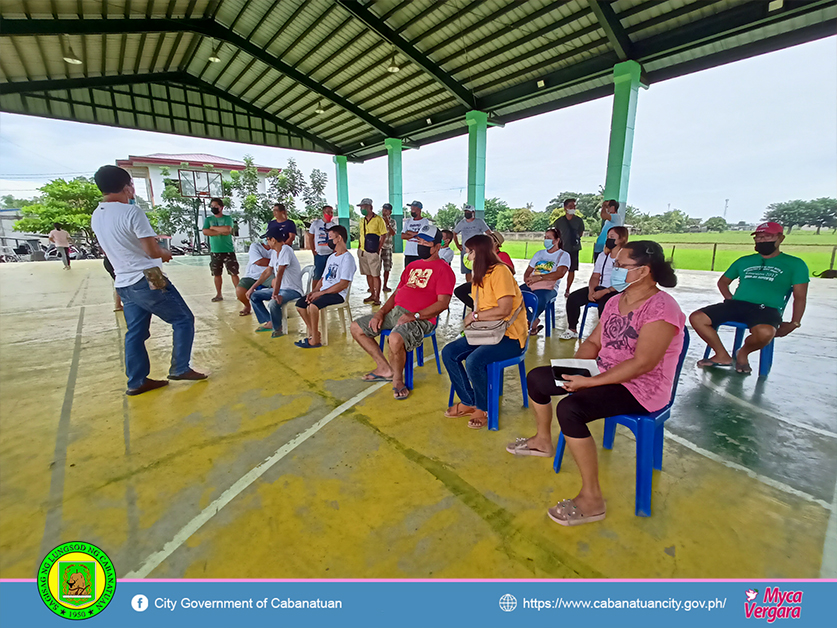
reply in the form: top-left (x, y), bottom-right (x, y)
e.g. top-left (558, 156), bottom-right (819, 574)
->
top-left (358, 250), bottom-right (382, 276)
top-left (460, 252), bottom-right (469, 274)
top-left (354, 306), bottom-right (435, 353)
top-left (381, 247), bottom-right (393, 272)
top-left (238, 276), bottom-right (272, 290)
top-left (699, 299), bottom-right (783, 329)
top-left (404, 254), bottom-right (420, 268)
top-left (210, 252), bottom-right (240, 276)
top-left (313, 253), bottom-right (330, 280)
top-left (296, 293), bottom-right (344, 310)
top-left (566, 249), bottom-right (580, 272)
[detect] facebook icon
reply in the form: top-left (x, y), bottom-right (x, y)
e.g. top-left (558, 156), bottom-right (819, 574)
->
top-left (131, 594), bottom-right (149, 612)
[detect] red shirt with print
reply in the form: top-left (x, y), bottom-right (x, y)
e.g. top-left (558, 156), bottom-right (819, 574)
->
top-left (498, 251), bottom-right (514, 272)
top-left (394, 259), bottom-right (456, 324)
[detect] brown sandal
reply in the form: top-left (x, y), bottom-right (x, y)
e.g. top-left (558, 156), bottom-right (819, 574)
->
top-left (445, 402), bottom-right (475, 418)
top-left (467, 412), bottom-right (488, 429)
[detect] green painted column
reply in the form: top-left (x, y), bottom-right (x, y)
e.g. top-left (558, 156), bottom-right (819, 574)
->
top-left (603, 60), bottom-right (642, 225)
top-left (333, 155), bottom-right (351, 248)
top-left (466, 110), bottom-right (488, 220)
top-left (385, 138), bottom-right (404, 253)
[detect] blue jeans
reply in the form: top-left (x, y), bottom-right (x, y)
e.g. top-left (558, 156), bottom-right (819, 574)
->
top-left (250, 288), bottom-right (303, 330)
top-left (313, 253), bottom-right (330, 280)
top-left (116, 277), bottom-right (195, 389)
top-left (442, 335), bottom-right (525, 412)
top-left (519, 285), bottom-right (557, 319)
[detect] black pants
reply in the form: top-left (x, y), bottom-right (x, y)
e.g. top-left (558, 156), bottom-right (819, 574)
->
top-left (565, 286), bottom-right (617, 329)
top-left (454, 282), bottom-right (473, 310)
top-left (526, 366), bottom-right (647, 438)
top-left (404, 255), bottom-right (420, 268)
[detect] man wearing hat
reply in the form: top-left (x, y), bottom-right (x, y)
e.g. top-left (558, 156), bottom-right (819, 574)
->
top-left (307, 205), bottom-right (336, 291)
top-left (380, 203), bottom-right (397, 293)
top-left (452, 204), bottom-right (491, 282)
top-left (691, 221), bottom-right (809, 374)
top-left (352, 224), bottom-right (455, 399)
top-left (357, 198), bottom-right (388, 306)
top-left (401, 200), bottom-right (430, 268)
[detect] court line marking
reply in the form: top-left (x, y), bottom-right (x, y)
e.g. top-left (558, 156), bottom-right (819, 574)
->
top-left (122, 380), bottom-right (387, 578)
top-left (821, 475), bottom-right (837, 577)
top-left (693, 371), bottom-right (837, 440)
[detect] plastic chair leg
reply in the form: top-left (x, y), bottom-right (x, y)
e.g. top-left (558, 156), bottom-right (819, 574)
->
top-left (759, 340), bottom-right (775, 378)
top-left (404, 350), bottom-right (414, 390)
top-left (417, 342), bottom-right (425, 367)
top-left (379, 334), bottom-right (386, 351)
top-left (703, 343), bottom-right (711, 360)
top-left (732, 327), bottom-right (745, 356)
top-left (579, 306), bottom-right (588, 337)
top-left (545, 302), bottom-right (554, 337)
top-left (448, 383), bottom-right (455, 407)
top-left (462, 304), bottom-right (467, 319)
top-left (498, 369), bottom-right (504, 397)
top-left (653, 424), bottom-right (664, 471)
top-left (487, 363), bottom-right (500, 431)
top-left (602, 417), bottom-right (616, 450)
top-left (319, 309), bottom-right (328, 346)
top-left (635, 420), bottom-right (655, 517)
top-left (432, 334), bottom-right (441, 374)
top-left (553, 433), bottom-right (566, 473)
top-left (518, 361), bottom-right (528, 408)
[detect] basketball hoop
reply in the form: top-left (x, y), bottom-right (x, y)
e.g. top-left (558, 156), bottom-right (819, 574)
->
top-left (178, 170), bottom-right (223, 199)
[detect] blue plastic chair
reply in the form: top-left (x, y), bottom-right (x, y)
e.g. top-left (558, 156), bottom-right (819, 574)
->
top-left (553, 328), bottom-right (691, 517)
top-left (448, 291), bottom-right (539, 431)
top-left (578, 301), bottom-right (599, 338)
top-left (379, 327), bottom-right (441, 390)
top-left (544, 296), bottom-right (557, 337)
top-left (701, 291), bottom-right (791, 378)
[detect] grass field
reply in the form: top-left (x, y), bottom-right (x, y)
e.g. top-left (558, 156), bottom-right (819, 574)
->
top-left (500, 232), bottom-right (837, 274)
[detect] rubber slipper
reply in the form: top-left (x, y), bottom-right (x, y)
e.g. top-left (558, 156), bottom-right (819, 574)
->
top-left (547, 499), bottom-right (606, 527)
top-left (211, 296), bottom-right (223, 302)
top-left (239, 310), bottom-right (251, 316)
top-left (735, 363), bottom-right (752, 374)
top-left (296, 339), bottom-right (322, 349)
top-left (271, 330), bottom-right (284, 338)
top-left (256, 326), bottom-right (273, 333)
top-left (362, 372), bottom-right (392, 382)
top-left (393, 386), bottom-right (410, 400)
top-left (529, 324), bottom-right (544, 336)
top-left (697, 358), bottom-right (731, 368)
top-left (505, 437), bottom-right (553, 457)
top-left (467, 414), bottom-right (487, 429)
top-left (445, 403), bottom-right (475, 418)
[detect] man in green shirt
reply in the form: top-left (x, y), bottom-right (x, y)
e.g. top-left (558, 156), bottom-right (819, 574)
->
top-left (202, 197), bottom-right (240, 302)
top-left (691, 221), bottom-right (809, 374)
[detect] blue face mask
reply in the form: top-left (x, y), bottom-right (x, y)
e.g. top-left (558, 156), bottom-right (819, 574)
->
top-left (610, 266), bottom-right (642, 292)
top-left (543, 239), bottom-right (554, 250)
top-left (128, 198), bottom-right (136, 205)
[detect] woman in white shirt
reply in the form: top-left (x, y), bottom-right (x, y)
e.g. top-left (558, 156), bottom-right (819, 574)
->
top-left (560, 226), bottom-right (628, 340)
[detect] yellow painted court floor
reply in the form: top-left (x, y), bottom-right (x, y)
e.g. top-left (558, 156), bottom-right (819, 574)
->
top-left (0, 252), bottom-right (835, 579)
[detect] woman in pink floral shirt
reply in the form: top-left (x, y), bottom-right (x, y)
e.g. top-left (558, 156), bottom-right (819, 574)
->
top-left (506, 241), bottom-right (685, 526)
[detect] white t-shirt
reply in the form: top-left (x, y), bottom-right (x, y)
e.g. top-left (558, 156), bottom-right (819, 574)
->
top-left (309, 218), bottom-right (336, 256)
top-left (453, 218), bottom-right (490, 246)
top-left (321, 250), bottom-right (357, 298)
top-left (593, 251), bottom-right (617, 288)
top-left (91, 202), bottom-right (162, 288)
top-left (402, 217), bottom-right (430, 256)
top-left (528, 248), bottom-right (571, 292)
top-left (269, 245), bottom-right (304, 295)
top-left (49, 229), bottom-right (71, 247)
top-left (439, 246), bottom-right (455, 265)
top-left (245, 242), bottom-right (272, 280)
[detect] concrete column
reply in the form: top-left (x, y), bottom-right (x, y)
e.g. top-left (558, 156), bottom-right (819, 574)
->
top-left (466, 110), bottom-right (487, 220)
top-left (385, 138), bottom-right (404, 253)
top-left (333, 155), bottom-right (351, 248)
top-left (603, 60), bottom-right (642, 225)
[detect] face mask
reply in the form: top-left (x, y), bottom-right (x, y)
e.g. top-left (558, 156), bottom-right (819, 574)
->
top-left (128, 198), bottom-right (136, 205)
top-left (211, 207), bottom-right (221, 215)
top-left (464, 211), bottom-right (474, 219)
top-left (417, 245), bottom-right (433, 260)
top-left (567, 209), bottom-right (576, 215)
top-left (755, 241), bottom-right (776, 255)
top-left (327, 240), bottom-right (337, 251)
top-left (463, 254), bottom-right (473, 270)
top-left (360, 208), bottom-right (369, 216)
top-left (605, 238), bottom-right (616, 249)
top-left (411, 210), bottom-right (420, 218)
top-left (610, 266), bottom-right (642, 292)
top-left (324, 213), bottom-right (333, 222)
top-left (544, 239), bottom-right (554, 250)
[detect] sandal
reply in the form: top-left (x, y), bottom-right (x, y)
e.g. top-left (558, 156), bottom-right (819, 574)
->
top-left (361, 372), bottom-right (392, 382)
top-left (445, 402), bottom-right (475, 418)
top-left (505, 437), bottom-right (553, 457)
top-left (256, 325), bottom-right (273, 333)
top-left (697, 358), bottom-right (731, 368)
top-left (467, 413), bottom-right (487, 429)
top-left (211, 296), bottom-right (224, 302)
top-left (529, 323), bottom-right (544, 336)
top-left (547, 499), bottom-right (606, 527)
top-left (239, 309), bottom-right (251, 316)
top-left (295, 338), bottom-right (322, 349)
top-left (393, 386), bottom-right (410, 400)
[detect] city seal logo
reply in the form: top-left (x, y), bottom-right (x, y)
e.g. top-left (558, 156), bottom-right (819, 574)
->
top-left (38, 542), bottom-right (116, 620)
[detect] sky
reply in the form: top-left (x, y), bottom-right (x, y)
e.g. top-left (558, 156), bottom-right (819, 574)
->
top-left (0, 36), bottom-right (835, 224)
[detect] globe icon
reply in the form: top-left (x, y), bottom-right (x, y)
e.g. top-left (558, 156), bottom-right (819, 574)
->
top-left (499, 594), bottom-right (517, 612)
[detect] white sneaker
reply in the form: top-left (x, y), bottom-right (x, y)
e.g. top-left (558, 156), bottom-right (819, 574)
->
top-left (559, 329), bottom-right (578, 340)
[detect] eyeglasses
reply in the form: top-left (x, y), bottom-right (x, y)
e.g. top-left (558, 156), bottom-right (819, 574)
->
top-left (612, 262), bottom-right (643, 269)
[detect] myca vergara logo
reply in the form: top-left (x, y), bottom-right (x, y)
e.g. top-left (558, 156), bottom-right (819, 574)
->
top-left (38, 542), bottom-right (116, 620)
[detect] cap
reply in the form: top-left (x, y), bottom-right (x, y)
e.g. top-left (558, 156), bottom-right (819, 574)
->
top-left (416, 224), bottom-right (443, 245)
top-left (262, 222), bottom-right (288, 241)
top-left (410, 200), bottom-right (423, 209)
top-left (359, 198), bottom-right (373, 206)
top-left (382, 202), bottom-right (392, 210)
top-left (464, 204), bottom-right (475, 212)
top-left (751, 221), bottom-right (783, 235)
top-left (489, 231), bottom-right (505, 246)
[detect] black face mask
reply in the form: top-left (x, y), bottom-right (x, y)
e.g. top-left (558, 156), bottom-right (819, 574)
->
top-left (755, 241), bottom-right (776, 256)
top-left (411, 210), bottom-right (420, 218)
top-left (327, 240), bottom-right (337, 251)
top-left (417, 245), bottom-right (432, 260)
top-left (605, 238), bottom-right (616, 249)
top-left (464, 211), bottom-right (474, 219)
top-left (210, 207), bottom-right (221, 215)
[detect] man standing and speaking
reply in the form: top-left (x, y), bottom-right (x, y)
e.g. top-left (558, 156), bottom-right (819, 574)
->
top-left (202, 197), bottom-right (240, 302)
top-left (358, 198), bottom-right (388, 306)
top-left (91, 165), bottom-right (206, 396)
top-left (551, 198), bottom-right (584, 297)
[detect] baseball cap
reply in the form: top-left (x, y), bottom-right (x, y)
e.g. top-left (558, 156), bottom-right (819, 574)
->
top-left (751, 222), bottom-right (783, 235)
top-left (410, 200), bottom-right (423, 209)
top-left (262, 223), bottom-right (288, 241)
top-left (359, 198), bottom-right (373, 206)
top-left (416, 224), bottom-right (443, 245)
top-left (464, 204), bottom-right (475, 212)
top-left (382, 202), bottom-right (392, 210)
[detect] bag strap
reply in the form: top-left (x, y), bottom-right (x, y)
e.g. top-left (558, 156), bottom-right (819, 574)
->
top-left (473, 275), bottom-right (524, 326)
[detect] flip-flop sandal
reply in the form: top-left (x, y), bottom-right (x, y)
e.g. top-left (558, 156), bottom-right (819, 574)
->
top-left (297, 339), bottom-right (322, 349)
top-left (735, 363), bottom-right (752, 374)
top-left (697, 358), bottom-right (731, 368)
top-left (445, 403), bottom-right (475, 418)
top-left (529, 324), bottom-right (544, 336)
top-left (467, 414), bottom-right (487, 429)
top-left (256, 326), bottom-right (273, 333)
top-left (239, 310), bottom-right (251, 316)
top-left (393, 386), bottom-right (410, 400)
top-left (547, 499), bottom-right (606, 527)
top-left (362, 372), bottom-right (392, 382)
top-left (505, 437), bottom-right (553, 457)
top-left (271, 330), bottom-right (284, 338)
top-left (211, 296), bottom-right (224, 302)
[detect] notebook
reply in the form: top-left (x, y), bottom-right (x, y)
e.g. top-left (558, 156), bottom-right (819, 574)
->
top-left (550, 359), bottom-right (600, 388)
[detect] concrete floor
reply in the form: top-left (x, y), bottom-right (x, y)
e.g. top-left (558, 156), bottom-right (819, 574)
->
top-left (0, 252), bottom-right (834, 579)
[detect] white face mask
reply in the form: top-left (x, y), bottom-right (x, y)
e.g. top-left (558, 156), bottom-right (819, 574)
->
top-left (567, 209), bottom-right (576, 215)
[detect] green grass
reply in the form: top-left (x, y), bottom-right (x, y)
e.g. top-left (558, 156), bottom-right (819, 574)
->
top-left (501, 233), bottom-right (837, 274)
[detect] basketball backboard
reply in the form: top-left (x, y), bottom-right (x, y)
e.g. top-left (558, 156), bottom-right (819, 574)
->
top-left (178, 170), bottom-right (223, 199)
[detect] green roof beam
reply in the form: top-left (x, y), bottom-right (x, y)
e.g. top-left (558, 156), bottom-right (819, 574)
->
top-left (587, 0), bottom-right (634, 61)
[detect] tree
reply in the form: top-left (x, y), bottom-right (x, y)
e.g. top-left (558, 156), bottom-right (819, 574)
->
top-left (763, 200), bottom-right (808, 233)
top-left (434, 202), bottom-right (463, 230)
top-left (704, 216), bottom-right (728, 232)
top-left (267, 158), bottom-right (306, 215)
top-left (511, 206), bottom-right (535, 232)
top-left (495, 208), bottom-right (515, 232)
top-left (228, 155), bottom-right (270, 237)
top-left (148, 169), bottom-right (203, 243)
top-left (546, 190), bottom-right (601, 226)
top-left (530, 210), bottom-right (552, 232)
top-left (804, 197), bottom-right (837, 235)
top-left (13, 177), bottom-right (101, 243)
top-left (2, 194), bottom-right (37, 209)
top-left (303, 168), bottom-right (328, 218)
top-left (483, 197), bottom-right (509, 230)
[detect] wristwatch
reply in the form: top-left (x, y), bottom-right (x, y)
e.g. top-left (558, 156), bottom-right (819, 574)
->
top-left (414, 312), bottom-right (421, 320)
top-left (790, 321), bottom-right (801, 328)
top-left (473, 312), bottom-right (479, 320)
